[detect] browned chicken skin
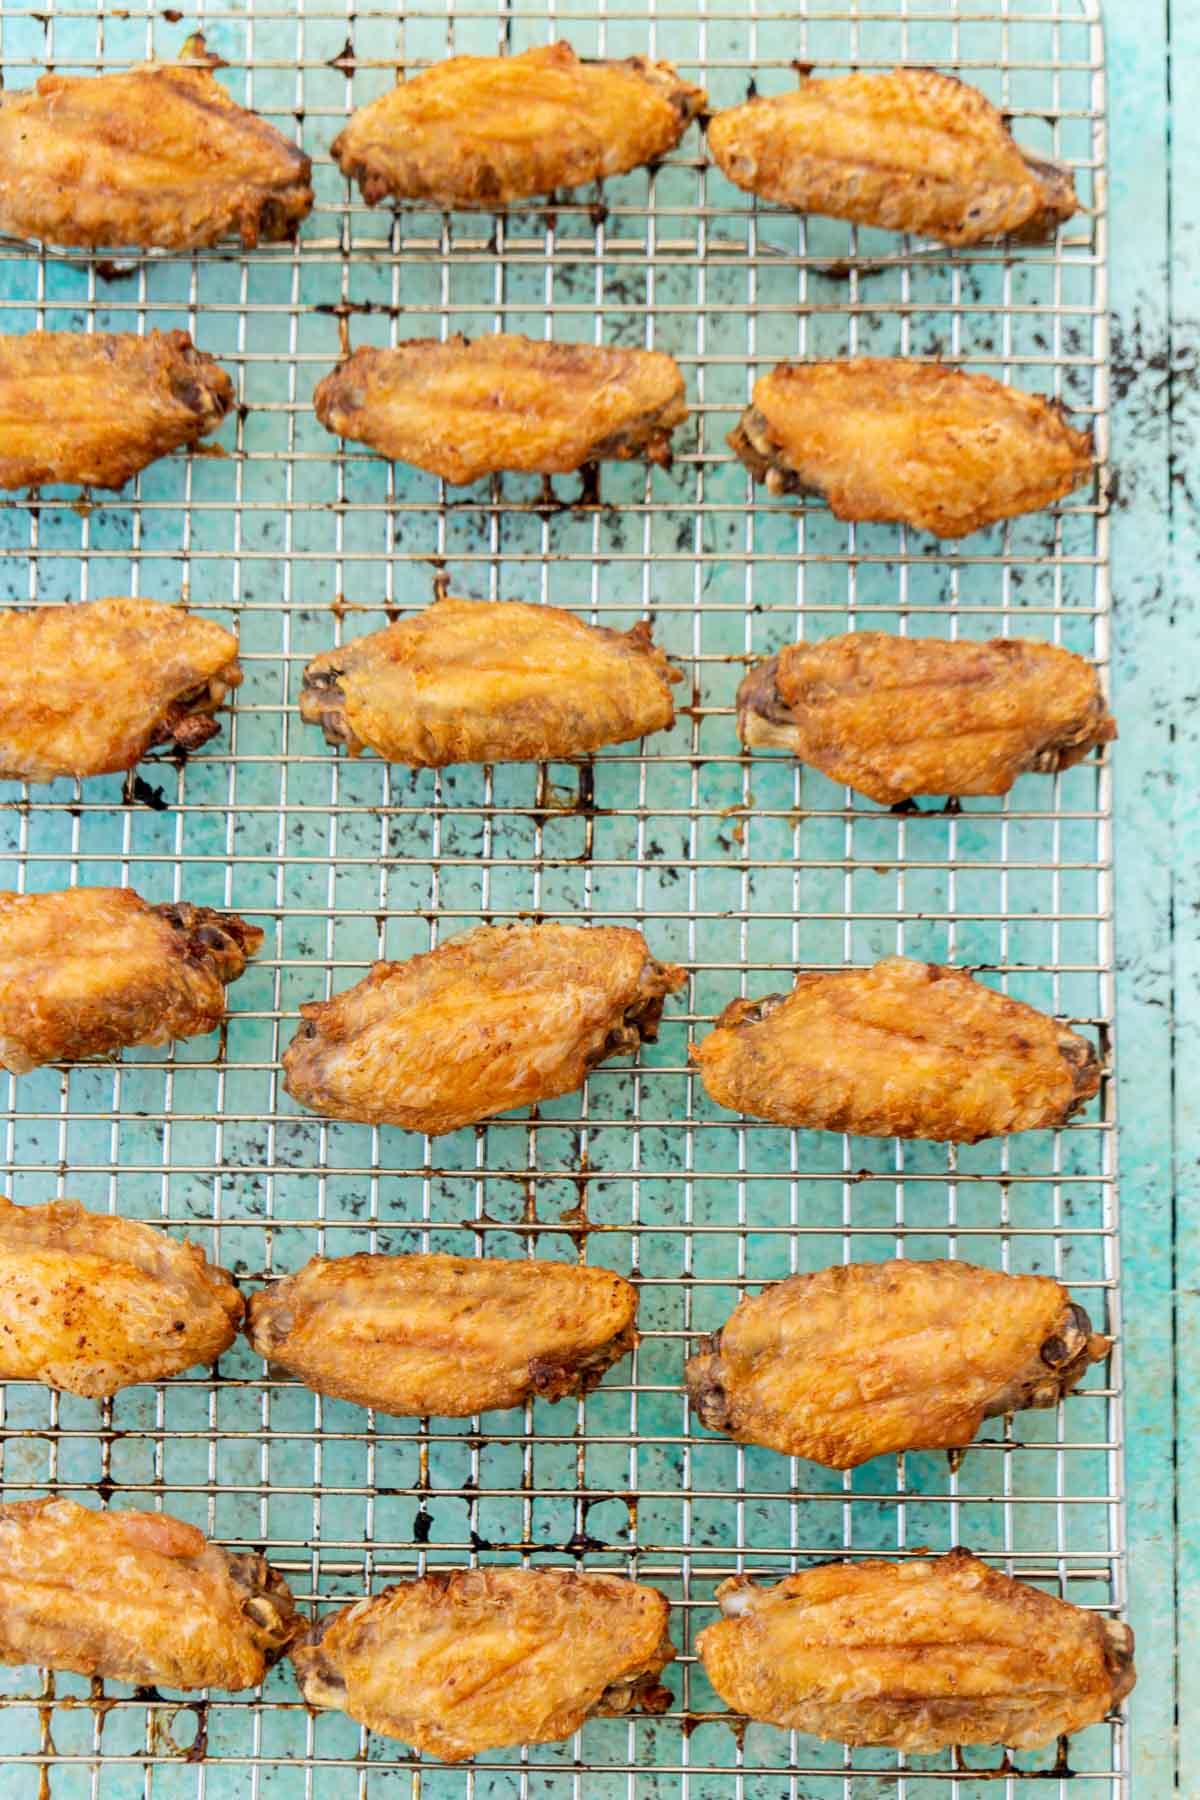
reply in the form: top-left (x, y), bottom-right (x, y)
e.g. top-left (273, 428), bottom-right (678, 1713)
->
top-left (0, 596), bottom-right (241, 781)
top-left (0, 1496), bottom-right (298, 1691)
top-left (292, 1566), bottom-right (674, 1758)
top-left (708, 68), bottom-right (1078, 246)
top-left (0, 886), bottom-right (262, 1073)
top-left (686, 1259), bottom-right (1109, 1468)
top-left (697, 1552), bottom-right (1135, 1751)
top-left (331, 41), bottom-right (706, 209)
top-left (729, 359), bottom-right (1093, 538)
top-left (300, 596), bottom-right (681, 764)
top-left (313, 334), bottom-right (688, 484)
top-left (282, 922), bottom-right (685, 1133)
top-left (0, 329), bottom-right (234, 491)
top-left (737, 631), bottom-right (1116, 803)
top-left (691, 957), bottom-right (1099, 1142)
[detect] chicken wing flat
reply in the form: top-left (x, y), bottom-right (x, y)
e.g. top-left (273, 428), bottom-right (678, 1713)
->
top-left (0, 1194), bottom-right (243, 1398)
top-left (283, 922), bottom-right (685, 1133)
top-left (292, 1567), bottom-right (674, 1758)
top-left (728, 359), bottom-right (1092, 538)
top-left (247, 1251), bottom-right (636, 1417)
top-left (697, 1552), bottom-right (1135, 1751)
top-left (686, 1259), bottom-right (1108, 1469)
top-left (300, 596), bottom-right (680, 764)
top-left (0, 329), bottom-right (234, 491)
top-left (0, 886), bottom-right (262, 1073)
top-left (692, 957), bottom-right (1099, 1142)
top-left (0, 57), bottom-right (312, 250)
top-left (0, 596), bottom-right (241, 782)
top-left (0, 1496), bottom-right (298, 1691)
top-left (331, 41), bottom-right (706, 210)
top-left (707, 68), bottom-right (1078, 247)
top-left (313, 334), bottom-right (687, 484)
top-left (737, 632), bottom-right (1116, 804)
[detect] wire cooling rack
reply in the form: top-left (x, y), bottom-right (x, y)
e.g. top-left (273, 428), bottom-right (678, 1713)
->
top-left (0, 0), bottom-right (1122, 1794)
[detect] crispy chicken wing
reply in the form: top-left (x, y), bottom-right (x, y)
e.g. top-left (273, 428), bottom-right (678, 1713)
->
top-left (728, 359), bottom-right (1092, 538)
top-left (0, 329), bottom-right (233, 491)
top-left (697, 1552), bottom-right (1135, 1751)
top-left (0, 886), bottom-right (261, 1073)
top-left (737, 631), bottom-right (1116, 803)
top-left (292, 1567), bottom-right (674, 1758)
top-left (0, 1496), bottom-right (298, 1691)
top-left (313, 334), bottom-right (687, 484)
top-left (692, 957), bottom-right (1099, 1142)
top-left (283, 922), bottom-right (685, 1133)
top-left (331, 41), bottom-right (705, 209)
top-left (708, 68), bottom-right (1077, 246)
top-left (686, 1259), bottom-right (1109, 1468)
top-left (300, 596), bottom-right (680, 764)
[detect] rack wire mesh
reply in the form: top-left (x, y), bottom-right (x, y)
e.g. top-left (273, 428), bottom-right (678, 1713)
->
top-left (0, 0), bottom-right (1122, 1793)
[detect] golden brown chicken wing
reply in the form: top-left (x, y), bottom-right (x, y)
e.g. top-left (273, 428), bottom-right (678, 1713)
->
top-left (0, 886), bottom-right (262, 1073)
top-left (707, 68), bottom-right (1078, 246)
top-left (283, 922), bottom-right (684, 1134)
top-left (686, 1260), bottom-right (1108, 1468)
top-left (737, 632), bottom-right (1116, 804)
top-left (0, 1496), bottom-right (298, 1691)
top-left (691, 957), bottom-right (1099, 1142)
top-left (300, 596), bottom-right (680, 764)
top-left (313, 334), bottom-right (687, 484)
top-left (697, 1552), bottom-right (1135, 1751)
top-left (0, 329), bottom-right (234, 491)
top-left (330, 41), bottom-right (705, 210)
top-left (247, 1251), bottom-right (636, 1417)
top-left (728, 359), bottom-right (1092, 538)
top-left (292, 1566), bottom-right (674, 1758)
top-left (0, 596), bottom-right (241, 782)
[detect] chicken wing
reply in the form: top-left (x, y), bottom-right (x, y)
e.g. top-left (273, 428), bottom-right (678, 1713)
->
top-left (0, 1496), bottom-right (298, 1691)
top-left (707, 68), bottom-right (1078, 247)
top-left (247, 1251), bottom-right (636, 1417)
top-left (283, 922), bottom-right (685, 1133)
top-left (728, 359), bottom-right (1092, 538)
top-left (331, 41), bottom-right (705, 210)
top-left (313, 334), bottom-right (687, 484)
top-left (0, 596), bottom-right (241, 782)
top-left (686, 1259), bottom-right (1108, 1468)
top-left (292, 1566), bottom-right (674, 1758)
top-left (697, 1552), bottom-right (1135, 1751)
top-left (0, 1194), bottom-right (243, 1398)
top-left (0, 886), bottom-right (262, 1073)
top-left (300, 596), bottom-right (680, 764)
top-left (0, 329), bottom-right (234, 491)
top-left (737, 631), bottom-right (1116, 804)
top-left (691, 957), bottom-right (1099, 1142)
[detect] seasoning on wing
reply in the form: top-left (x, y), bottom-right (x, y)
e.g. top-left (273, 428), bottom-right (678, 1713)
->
top-left (708, 68), bottom-right (1078, 246)
top-left (300, 595), bottom-right (681, 763)
top-left (0, 329), bottom-right (234, 491)
top-left (0, 1194), bottom-right (243, 1397)
top-left (331, 41), bottom-right (706, 209)
top-left (292, 1567), bottom-right (674, 1758)
top-left (686, 1259), bottom-right (1109, 1468)
top-left (0, 1496), bottom-right (298, 1691)
top-left (691, 957), bottom-right (1099, 1142)
top-left (282, 922), bottom-right (685, 1133)
top-left (247, 1251), bottom-right (637, 1417)
top-left (0, 886), bottom-right (262, 1073)
top-left (728, 359), bottom-right (1092, 538)
top-left (0, 596), bottom-right (241, 782)
top-left (737, 631), bottom-right (1116, 803)
top-left (313, 334), bottom-right (687, 484)
top-left (697, 1552), bottom-right (1135, 1751)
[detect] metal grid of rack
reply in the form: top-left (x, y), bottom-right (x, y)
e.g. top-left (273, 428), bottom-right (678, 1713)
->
top-left (0, 0), bottom-right (1122, 1794)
